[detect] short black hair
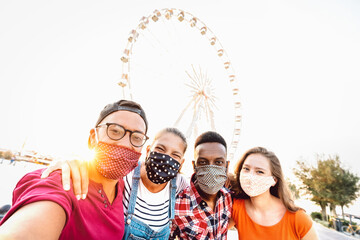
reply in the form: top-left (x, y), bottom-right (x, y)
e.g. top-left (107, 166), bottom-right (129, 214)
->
top-left (194, 131), bottom-right (227, 150)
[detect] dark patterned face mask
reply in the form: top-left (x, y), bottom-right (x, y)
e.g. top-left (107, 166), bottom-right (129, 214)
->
top-left (145, 151), bottom-right (181, 184)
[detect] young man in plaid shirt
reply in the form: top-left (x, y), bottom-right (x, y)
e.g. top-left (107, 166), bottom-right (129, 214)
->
top-left (170, 131), bottom-right (232, 240)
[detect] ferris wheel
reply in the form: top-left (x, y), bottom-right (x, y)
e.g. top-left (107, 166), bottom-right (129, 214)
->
top-left (118, 8), bottom-right (241, 161)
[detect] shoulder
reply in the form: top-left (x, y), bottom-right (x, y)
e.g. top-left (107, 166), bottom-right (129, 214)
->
top-left (176, 184), bottom-right (191, 198)
top-left (1, 169), bottom-right (73, 226)
top-left (175, 185), bottom-right (192, 207)
top-left (294, 209), bottom-right (312, 224)
top-left (14, 169), bottom-right (67, 197)
top-left (11, 169), bottom-right (73, 216)
top-left (232, 198), bottom-right (245, 215)
top-left (220, 187), bottom-right (231, 196)
top-left (219, 187), bottom-right (232, 206)
top-left (289, 209), bottom-right (313, 237)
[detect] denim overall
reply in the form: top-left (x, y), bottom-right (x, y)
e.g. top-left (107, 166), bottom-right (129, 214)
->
top-left (123, 162), bottom-right (177, 240)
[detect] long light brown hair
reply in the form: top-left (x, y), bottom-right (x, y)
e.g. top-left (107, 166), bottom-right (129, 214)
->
top-left (230, 147), bottom-right (300, 212)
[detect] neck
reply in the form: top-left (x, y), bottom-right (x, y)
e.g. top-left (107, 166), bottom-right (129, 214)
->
top-left (249, 191), bottom-right (276, 212)
top-left (88, 161), bottom-right (118, 203)
top-left (140, 163), bottom-right (168, 193)
top-left (195, 183), bottom-right (217, 210)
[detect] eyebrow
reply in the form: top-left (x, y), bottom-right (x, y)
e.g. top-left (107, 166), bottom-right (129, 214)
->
top-left (156, 144), bottom-right (182, 156)
top-left (243, 164), bottom-right (266, 171)
top-left (107, 122), bottom-right (146, 134)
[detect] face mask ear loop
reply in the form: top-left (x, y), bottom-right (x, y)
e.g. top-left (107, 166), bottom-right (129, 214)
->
top-left (94, 128), bottom-right (99, 144)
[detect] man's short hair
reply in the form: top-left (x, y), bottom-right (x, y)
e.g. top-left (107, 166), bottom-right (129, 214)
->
top-left (95, 99), bottom-right (148, 133)
top-left (194, 131), bottom-right (227, 150)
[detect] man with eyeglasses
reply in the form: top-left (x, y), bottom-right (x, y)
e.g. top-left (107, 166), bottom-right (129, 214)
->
top-left (0, 100), bottom-right (148, 239)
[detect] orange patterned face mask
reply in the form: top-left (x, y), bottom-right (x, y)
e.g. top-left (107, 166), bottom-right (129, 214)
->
top-left (94, 141), bottom-right (141, 180)
top-left (240, 172), bottom-right (276, 197)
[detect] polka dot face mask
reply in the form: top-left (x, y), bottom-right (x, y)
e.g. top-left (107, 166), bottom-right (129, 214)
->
top-left (145, 151), bottom-right (181, 184)
top-left (195, 165), bottom-right (228, 195)
top-left (94, 141), bottom-right (141, 180)
top-left (240, 172), bottom-right (276, 197)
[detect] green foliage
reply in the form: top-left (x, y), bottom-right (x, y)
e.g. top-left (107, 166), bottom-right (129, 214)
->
top-left (314, 218), bottom-right (331, 228)
top-left (341, 220), bottom-right (352, 227)
top-left (287, 179), bottom-right (300, 199)
top-left (294, 154), bottom-right (360, 220)
top-left (311, 212), bottom-right (322, 221)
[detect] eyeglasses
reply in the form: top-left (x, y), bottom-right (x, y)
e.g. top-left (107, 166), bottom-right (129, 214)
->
top-left (96, 123), bottom-right (149, 147)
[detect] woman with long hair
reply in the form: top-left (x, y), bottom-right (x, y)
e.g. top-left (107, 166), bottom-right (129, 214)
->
top-left (229, 147), bottom-right (318, 240)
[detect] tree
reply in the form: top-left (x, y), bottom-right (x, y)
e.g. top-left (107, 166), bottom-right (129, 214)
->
top-left (294, 159), bottom-right (331, 220)
top-left (287, 178), bottom-right (300, 200)
top-left (330, 168), bottom-right (359, 219)
top-left (294, 155), bottom-right (360, 221)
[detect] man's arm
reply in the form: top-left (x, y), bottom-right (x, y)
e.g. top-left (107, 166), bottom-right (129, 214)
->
top-left (0, 201), bottom-right (66, 240)
top-left (41, 159), bottom-right (89, 199)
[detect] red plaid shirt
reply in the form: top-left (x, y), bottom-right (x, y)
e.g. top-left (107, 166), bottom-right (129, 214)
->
top-left (170, 174), bottom-right (232, 240)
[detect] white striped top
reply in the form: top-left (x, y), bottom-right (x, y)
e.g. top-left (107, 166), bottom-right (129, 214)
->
top-left (123, 169), bottom-right (189, 230)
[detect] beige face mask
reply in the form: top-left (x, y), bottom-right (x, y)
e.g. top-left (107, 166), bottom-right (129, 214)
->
top-left (195, 165), bottom-right (228, 195)
top-left (240, 172), bottom-right (276, 197)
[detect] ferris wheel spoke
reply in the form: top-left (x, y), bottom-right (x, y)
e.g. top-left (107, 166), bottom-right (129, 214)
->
top-left (160, 18), bottom-right (177, 46)
top-left (191, 65), bottom-right (203, 87)
top-left (131, 62), bottom-right (168, 80)
top-left (186, 97), bottom-right (202, 138)
top-left (204, 101), bottom-right (216, 130)
top-left (139, 25), bottom-right (189, 74)
top-left (185, 69), bottom-right (201, 90)
top-left (174, 95), bottom-right (197, 127)
top-left (120, 8), bottom-right (242, 161)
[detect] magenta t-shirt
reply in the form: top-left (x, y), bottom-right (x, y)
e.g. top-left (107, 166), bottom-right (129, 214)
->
top-left (0, 169), bottom-right (125, 239)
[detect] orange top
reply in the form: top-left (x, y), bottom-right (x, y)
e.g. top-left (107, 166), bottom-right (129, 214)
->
top-left (232, 199), bottom-right (313, 240)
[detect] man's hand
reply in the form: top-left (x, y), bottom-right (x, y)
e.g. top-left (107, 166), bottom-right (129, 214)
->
top-left (41, 159), bottom-right (89, 200)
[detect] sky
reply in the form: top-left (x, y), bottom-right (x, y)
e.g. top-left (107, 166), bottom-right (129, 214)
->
top-left (1, 0), bottom-right (360, 214)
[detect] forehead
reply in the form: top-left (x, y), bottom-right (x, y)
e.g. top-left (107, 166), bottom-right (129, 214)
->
top-left (244, 153), bottom-right (271, 170)
top-left (195, 142), bottom-right (226, 159)
top-left (100, 110), bottom-right (146, 133)
top-left (152, 132), bottom-right (186, 153)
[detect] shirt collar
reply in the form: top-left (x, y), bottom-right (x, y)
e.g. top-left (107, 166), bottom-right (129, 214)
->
top-left (189, 173), bottom-right (229, 210)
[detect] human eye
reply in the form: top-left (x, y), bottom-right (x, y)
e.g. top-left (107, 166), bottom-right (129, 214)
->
top-left (256, 170), bottom-right (264, 174)
top-left (154, 146), bottom-right (165, 153)
top-left (172, 153), bottom-right (182, 161)
top-left (215, 160), bottom-right (224, 165)
top-left (197, 159), bottom-right (207, 165)
top-left (131, 133), bottom-right (144, 145)
top-left (108, 124), bottom-right (124, 137)
top-left (110, 128), bottom-right (121, 134)
top-left (242, 166), bottom-right (250, 171)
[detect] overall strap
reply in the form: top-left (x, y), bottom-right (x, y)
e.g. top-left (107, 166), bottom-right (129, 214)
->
top-left (168, 175), bottom-right (177, 220)
top-left (127, 161), bottom-right (142, 216)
